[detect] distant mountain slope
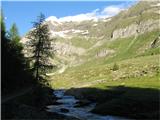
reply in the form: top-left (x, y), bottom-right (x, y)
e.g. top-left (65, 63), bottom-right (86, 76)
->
top-left (21, 1), bottom-right (160, 73)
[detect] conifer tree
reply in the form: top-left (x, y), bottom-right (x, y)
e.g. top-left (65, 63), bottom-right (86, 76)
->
top-left (27, 13), bottom-right (54, 85)
top-left (8, 23), bottom-right (20, 43)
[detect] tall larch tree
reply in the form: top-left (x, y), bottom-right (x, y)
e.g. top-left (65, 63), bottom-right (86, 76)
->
top-left (26, 13), bottom-right (55, 85)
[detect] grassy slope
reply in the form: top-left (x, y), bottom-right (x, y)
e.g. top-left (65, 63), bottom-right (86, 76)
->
top-left (70, 37), bottom-right (97, 49)
top-left (57, 37), bottom-right (96, 49)
top-left (84, 29), bottom-right (160, 63)
top-left (50, 28), bottom-right (160, 119)
top-left (49, 2), bottom-right (160, 119)
top-left (51, 54), bottom-right (159, 89)
top-left (51, 29), bottom-right (160, 89)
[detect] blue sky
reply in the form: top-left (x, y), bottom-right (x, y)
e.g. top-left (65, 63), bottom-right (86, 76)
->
top-left (2, 1), bottom-right (137, 36)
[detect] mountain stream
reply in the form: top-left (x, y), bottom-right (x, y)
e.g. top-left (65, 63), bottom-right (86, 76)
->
top-left (46, 90), bottom-right (128, 120)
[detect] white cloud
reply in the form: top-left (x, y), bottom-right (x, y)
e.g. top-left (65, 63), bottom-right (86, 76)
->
top-left (101, 6), bottom-right (123, 16)
top-left (46, 4), bottom-right (125, 22)
top-left (46, 9), bottom-right (99, 22)
top-left (59, 12), bottom-right (97, 22)
top-left (46, 16), bottom-right (58, 21)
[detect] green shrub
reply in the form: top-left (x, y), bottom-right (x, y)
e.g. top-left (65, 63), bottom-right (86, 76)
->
top-left (112, 63), bottom-right (119, 71)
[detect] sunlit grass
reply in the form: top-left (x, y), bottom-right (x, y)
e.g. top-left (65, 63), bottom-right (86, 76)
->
top-left (51, 54), bottom-right (159, 89)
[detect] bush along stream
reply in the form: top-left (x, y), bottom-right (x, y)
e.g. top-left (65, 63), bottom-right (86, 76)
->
top-left (46, 89), bottom-right (127, 120)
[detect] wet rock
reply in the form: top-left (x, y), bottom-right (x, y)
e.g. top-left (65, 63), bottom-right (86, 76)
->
top-left (74, 99), bottom-right (91, 107)
top-left (60, 108), bottom-right (69, 113)
top-left (53, 101), bottom-right (63, 105)
top-left (65, 88), bottom-right (84, 99)
top-left (2, 102), bottom-right (81, 120)
top-left (55, 97), bottom-right (62, 100)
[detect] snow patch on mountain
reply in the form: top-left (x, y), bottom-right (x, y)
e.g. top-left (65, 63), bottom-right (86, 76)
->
top-left (50, 31), bottom-right (67, 38)
top-left (49, 29), bottom-right (90, 38)
top-left (93, 24), bottom-right (97, 27)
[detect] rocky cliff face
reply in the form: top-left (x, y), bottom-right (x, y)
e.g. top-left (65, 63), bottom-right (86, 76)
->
top-left (112, 19), bottom-right (159, 39)
top-left (96, 49), bottom-right (114, 58)
top-left (55, 42), bottom-right (85, 56)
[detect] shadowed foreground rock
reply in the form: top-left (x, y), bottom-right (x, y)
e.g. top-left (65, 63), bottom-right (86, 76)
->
top-left (66, 86), bottom-right (159, 119)
top-left (60, 108), bottom-right (69, 113)
top-left (2, 102), bottom-right (80, 120)
top-left (74, 99), bottom-right (91, 107)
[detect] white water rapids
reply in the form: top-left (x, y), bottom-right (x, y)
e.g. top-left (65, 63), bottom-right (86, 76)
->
top-left (46, 90), bottom-right (128, 120)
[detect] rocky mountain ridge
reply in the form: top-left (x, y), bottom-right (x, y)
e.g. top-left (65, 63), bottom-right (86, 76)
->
top-left (21, 1), bottom-right (160, 73)
top-left (111, 19), bottom-right (159, 39)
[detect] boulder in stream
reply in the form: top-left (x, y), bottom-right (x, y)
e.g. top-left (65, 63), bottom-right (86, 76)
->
top-left (74, 99), bottom-right (91, 107)
top-left (60, 108), bottom-right (69, 113)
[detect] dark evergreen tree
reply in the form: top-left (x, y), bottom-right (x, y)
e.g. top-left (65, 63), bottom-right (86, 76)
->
top-left (8, 23), bottom-right (20, 42)
top-left (1, 10), bottom-right (34, 95)
top-left (1, 9), bottom-right (6, 37)
top-left (26, 13), bottom-right (55, 85)
top-left (1, 9), bottom-right (8, 94)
